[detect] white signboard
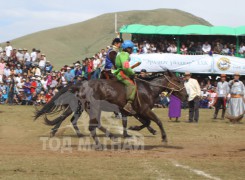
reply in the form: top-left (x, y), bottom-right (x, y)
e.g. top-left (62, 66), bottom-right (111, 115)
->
top-left (130, 53), bottom-right (245, 75)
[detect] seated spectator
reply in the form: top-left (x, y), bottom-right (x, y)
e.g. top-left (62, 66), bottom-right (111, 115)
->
top-left (64, 67), bottom-right (75, 83)
top-left (34, 65), bottom-right (41, 77)
top-left (239, 43), bottom-right (245, 56)
top-left (30, 77), bottom-right (37, 94)
top-left (199, 94), bottom-right (209, 108)
top-left (221, 44), bottom-right (230, 55)
top-left (155, 92), bottom-right (169, 108)
top-left (167, 43), bottom-right (177, 54)
top-left (45, 61), bottom-right (53, 74)
top-left (45, 89), bottom-right (53, 103)
top-left (15, 64), bottom-right (22, 75)
top-left (202, 41), bottom-right (211, 54)
top-left (180, 44), bottom-right (188, 55)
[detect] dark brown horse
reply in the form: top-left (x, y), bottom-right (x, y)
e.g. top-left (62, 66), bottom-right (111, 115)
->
top-left (35, 82), bottom-right (157, 137)
top-left (71, 70), bottom-right (187, 146)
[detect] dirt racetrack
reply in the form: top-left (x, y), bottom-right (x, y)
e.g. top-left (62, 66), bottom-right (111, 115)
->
top-left (0, 105), bottom-right (245, 180)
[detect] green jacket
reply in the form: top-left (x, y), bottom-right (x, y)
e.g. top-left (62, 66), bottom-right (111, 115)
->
top-left (113, 52), bottom-right (135, 80)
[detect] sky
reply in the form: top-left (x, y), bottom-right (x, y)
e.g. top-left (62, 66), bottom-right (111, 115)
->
top-left (1, 0), bottom-right (244, 42)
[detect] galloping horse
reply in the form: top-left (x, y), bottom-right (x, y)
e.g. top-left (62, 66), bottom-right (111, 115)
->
top-left (63, 70), bottom-right (187, 145)
top-left (35, 82), bottom-right (157, 137)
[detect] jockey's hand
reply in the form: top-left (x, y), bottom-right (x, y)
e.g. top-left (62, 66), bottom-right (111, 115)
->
top-left (129, 74), bottom-right (135, 80)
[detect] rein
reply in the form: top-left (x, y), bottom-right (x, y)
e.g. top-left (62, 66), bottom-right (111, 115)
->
top-left (135, 75), bottom-right (185, 94)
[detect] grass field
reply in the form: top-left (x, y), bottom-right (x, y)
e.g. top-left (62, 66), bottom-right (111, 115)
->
top-left (0, 105), bottom-right (245, 180)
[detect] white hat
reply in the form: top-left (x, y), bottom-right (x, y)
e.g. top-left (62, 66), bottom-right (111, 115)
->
top-left (37, 77), bottom-right (41, 81)
top-left (75, 63), bottom-right (80, 66)
top-left (31, 77), bottom-right (36, 80)
top-left (67, 67), bottom-right (71, 70)
top-left (40, 91), bottom-right (44, 94)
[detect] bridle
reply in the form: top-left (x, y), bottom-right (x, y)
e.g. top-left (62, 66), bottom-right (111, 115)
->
top-left (135, 75), bottom-right (185, 95)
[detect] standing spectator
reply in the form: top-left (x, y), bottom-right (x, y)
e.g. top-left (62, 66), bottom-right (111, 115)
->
top-left (168, 95), bottom-right (181, 122)
top-left (92, 56), bottom-right (101, 79)
top-left (0, 59), bottom-right (5, 76)
top-left (5, 41), bottom-right (13, 58)
top-left (228, 72), bottom-right (245, 119)
top-left (16, 48), bottom-right (24, 63)
top-left (39, 54), bottom-right (46, 74)
top-left (30, 48), bottom-right (37, 62)
top-left (8, 75), bottom-right (15, 105)
top-left (87, 58), bottom-right (93, 80)
top-left (213, 74), bottom-right (229, 119)
top-left (22, 78), bottom-right (31, 105)
top-left (184, 72), bottom-right (201, 123)
top-left (202, 41), bottom-right (211, 54)
top-left (23, 48), bottom-right (31, 67)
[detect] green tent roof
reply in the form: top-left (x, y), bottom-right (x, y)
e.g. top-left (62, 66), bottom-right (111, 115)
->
top-left (120, 24), bottom-right (245, 36)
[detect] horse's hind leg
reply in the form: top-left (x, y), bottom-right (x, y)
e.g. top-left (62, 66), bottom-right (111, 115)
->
top-left (70, 112), bottom-right (84, 137)
top-left (50, 120), bottom-right (63, 137)
top-left (88, 118), bottom-right (101, 148)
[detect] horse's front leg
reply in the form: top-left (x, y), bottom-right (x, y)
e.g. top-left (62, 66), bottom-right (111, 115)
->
top-left (144, 110), bottom-right (167, 143)
top-left (121, 114), bottom-right (131, 138)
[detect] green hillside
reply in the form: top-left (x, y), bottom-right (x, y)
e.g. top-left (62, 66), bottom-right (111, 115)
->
top-left (11, 9), bottom-right (212, 68)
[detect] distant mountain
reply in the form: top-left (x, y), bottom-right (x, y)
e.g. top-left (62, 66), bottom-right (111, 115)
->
top-left (11, 9), bottom-right (212, 68)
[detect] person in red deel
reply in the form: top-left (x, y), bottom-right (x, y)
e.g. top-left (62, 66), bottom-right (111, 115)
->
top-left (45, 89), bottom-right (53, 103)
top-left (30, 77), bottom-right (37, 94)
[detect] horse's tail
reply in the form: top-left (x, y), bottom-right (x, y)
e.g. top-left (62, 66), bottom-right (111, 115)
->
top-left (43, 105), bottom-right (72, 126)
top-left (34, 83), bottom-right (75, 120)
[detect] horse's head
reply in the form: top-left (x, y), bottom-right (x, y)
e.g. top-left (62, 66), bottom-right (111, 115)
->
top-left (164, 70), bottom-right (188, 102)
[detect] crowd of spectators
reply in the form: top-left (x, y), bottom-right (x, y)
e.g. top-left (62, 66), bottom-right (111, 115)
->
top-left (131, 37), bottom-right (245, 57)
top-left (0, 41), bottom-right (108, 106)
top-left (1, 36), bottom-right (245, 106)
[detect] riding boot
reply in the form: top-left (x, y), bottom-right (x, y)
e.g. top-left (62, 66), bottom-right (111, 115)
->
top-left (221, 109), bottom-right (226, 120)
top-left (123, 102), bottom-right (136, 115)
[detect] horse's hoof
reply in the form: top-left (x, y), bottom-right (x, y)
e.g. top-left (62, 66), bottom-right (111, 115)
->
top-left (77, 133), bottom-right (85, 138)
top-left (151, 130), bottom-right (157, 135)
top-left (94, 144), bottom-right (104, 151)
top-left (50, 131), bottom-right (56, 137)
